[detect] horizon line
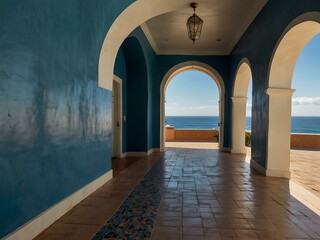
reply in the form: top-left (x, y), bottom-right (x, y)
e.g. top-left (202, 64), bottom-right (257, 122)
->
top-left (165, 115), bottom-right (320, 117)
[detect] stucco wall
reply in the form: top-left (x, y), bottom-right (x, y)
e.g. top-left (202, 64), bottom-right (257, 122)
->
top-left (0, 0), bottom-right (134, 238)
top-left (121, 36), bottom-right (149, 152)
top-left (128, 28), bottom-right (159, 151)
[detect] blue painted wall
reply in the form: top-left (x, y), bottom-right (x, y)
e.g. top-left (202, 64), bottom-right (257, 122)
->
top-left (0, 0), bottom-right (135, 238)
top-left (230, 0), bottom-right (320, 167)
top-left (121, 36), bottom-right (149, 152)
top-left (118, 27), bottom-right (159, 153)
top-left (128, 28), bottom-right (159, 151)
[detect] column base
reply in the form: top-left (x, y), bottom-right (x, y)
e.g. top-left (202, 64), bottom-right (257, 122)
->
top-left (250, 159), bottom-right (266, 176)
top-left (231, 148), bottom-right (247, 154)
top-left (266, 169), bottom-right (291, 178)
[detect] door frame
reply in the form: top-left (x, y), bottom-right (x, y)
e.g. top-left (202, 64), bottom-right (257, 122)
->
top-left (112, 75), bottom-right (123, 158)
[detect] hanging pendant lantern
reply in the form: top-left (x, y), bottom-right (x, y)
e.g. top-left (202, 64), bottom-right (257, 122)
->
top-left (186, 2), bottom-right (203, 44)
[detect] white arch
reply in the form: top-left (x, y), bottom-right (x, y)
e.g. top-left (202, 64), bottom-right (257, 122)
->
top-left (98, 0), bottom-right (187, 91)
top-left (266, 12), bottom-right (320, 178)
top-left (231, 58), bottom-right (252, 154)
top-left (159, 61), bottom-right (225, 151)
top-left (233, 58), bottom-right (252, 98)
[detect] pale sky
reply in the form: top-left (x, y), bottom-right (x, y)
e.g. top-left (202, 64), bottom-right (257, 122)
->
top-left (165, 34), bottom-right (320, 117)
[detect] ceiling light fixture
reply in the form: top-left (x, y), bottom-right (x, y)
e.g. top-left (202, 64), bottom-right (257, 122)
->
top-left (186, 2), bottom-right (203, 44)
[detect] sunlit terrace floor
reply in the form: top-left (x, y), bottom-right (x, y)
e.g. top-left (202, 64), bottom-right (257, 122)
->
top-left (290, 149), bottom-right (320, 198)
top-left (35, 142), bottom-right (320, 240)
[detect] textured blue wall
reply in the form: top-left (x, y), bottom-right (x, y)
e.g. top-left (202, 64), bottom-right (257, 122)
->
top-left (119, 27), bottom-right (159, 152)
top-left (128, 28), bottom-right (159, 150)
top-left (121, 36), bottom-right (149, 152)
top-left (0, 0), bottom-right (134, 238)
top-left (230, 0), bottom-right (320, 167)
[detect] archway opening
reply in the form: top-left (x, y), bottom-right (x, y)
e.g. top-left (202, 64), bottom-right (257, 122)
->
top-left (231, 60), bottom-right (252, 154)
top-left (267, 16), bottom-right (320, 178)
top-left (160, 62), bottom-right (225, 152)
top-left (289, 33), bottom-right (320, 197)
top-left (165, 70), bottom-right (220, 149)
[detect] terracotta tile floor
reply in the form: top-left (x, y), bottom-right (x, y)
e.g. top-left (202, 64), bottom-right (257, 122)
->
top-left (35, 142), bottom-right (320, 240)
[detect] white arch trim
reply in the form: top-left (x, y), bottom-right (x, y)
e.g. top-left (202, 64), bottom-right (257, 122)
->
top-left (266, 12), bottom-right (320, 178)
top-left (232, 58), bottom-right (252, 98)
top-left (98, 0), bottom-right (187, 91)
top-left (160, 61), bottom-right (225, 152)
top-left (231, 58), bottom-right (252, 154)
top-left (269, 13), bottom-right (320, 89)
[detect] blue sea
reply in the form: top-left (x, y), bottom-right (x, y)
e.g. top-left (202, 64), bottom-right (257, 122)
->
top-left (165, 116), bottom-right (320, 134)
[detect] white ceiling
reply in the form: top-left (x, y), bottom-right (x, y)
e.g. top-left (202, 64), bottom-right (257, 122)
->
top-left (141, 0), bottom-right (268, 55)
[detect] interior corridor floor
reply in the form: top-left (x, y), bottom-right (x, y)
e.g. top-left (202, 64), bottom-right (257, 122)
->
top-left (35, 143), bottom-right (320, 240)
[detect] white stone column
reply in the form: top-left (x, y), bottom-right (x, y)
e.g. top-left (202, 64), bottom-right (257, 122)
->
top-left (231, 97), bottom-right (247, 154)
top-left (266, 88), bottom-right (295, 178)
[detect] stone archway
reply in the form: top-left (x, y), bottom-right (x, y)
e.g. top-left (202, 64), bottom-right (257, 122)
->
top-left (98, 0), bottom-right (187, 91)
top-left (159, 61), bottom-right (225, 152)
top-left (266, 12), bottom-right (320, 178)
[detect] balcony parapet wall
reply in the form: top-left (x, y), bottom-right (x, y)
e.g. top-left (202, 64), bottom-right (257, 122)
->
top-left (165, 126), bottom-right (219, 142)
top-left (291, 134), bottom-right (320, 149)
top-left (166, 127), bottom-right (320, 149)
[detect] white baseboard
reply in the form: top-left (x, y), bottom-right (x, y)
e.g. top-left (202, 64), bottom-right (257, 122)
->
top-left (250, 159), bottom-right (291, 178)
top-left (120, 152), bottom-right (127, 158)
top-left (250, 159), bottom-right (266, 176)
top-left (126, 152), bottom-right (148, 157)
top-left (148, 148), bottom-right (160, 155)
top-left (4, 170), bottom-right (113, 240)
top-left (126, 148), bottom-right (160, 157)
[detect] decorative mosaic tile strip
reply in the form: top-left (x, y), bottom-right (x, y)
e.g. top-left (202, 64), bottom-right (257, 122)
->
top-left (92, 160), bottom-right (167, 240)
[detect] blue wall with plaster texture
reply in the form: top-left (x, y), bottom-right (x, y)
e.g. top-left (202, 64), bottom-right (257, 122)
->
top-left (121, 36), bottom-right (149, 152)
top-left (119, 27), bottom-right (159, 152)
top-left (230, 0), bottom-right (320, 167)
top-left (129, 28), bottom-right (159, 151)
top-left (0, 0), bottom-right (135, 238)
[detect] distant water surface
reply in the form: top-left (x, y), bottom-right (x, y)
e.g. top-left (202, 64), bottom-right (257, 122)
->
top-left (165, 116), bottom-right (320, 134)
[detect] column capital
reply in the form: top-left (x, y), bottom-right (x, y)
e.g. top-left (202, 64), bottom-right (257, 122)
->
top-left (231, 97), bottom-right (247, 103)
top-left (265, 88), bottom-right (295, 96)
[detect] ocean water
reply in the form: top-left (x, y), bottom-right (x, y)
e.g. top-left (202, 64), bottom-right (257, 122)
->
top-left (165, 116), bottom-right (320, 134)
